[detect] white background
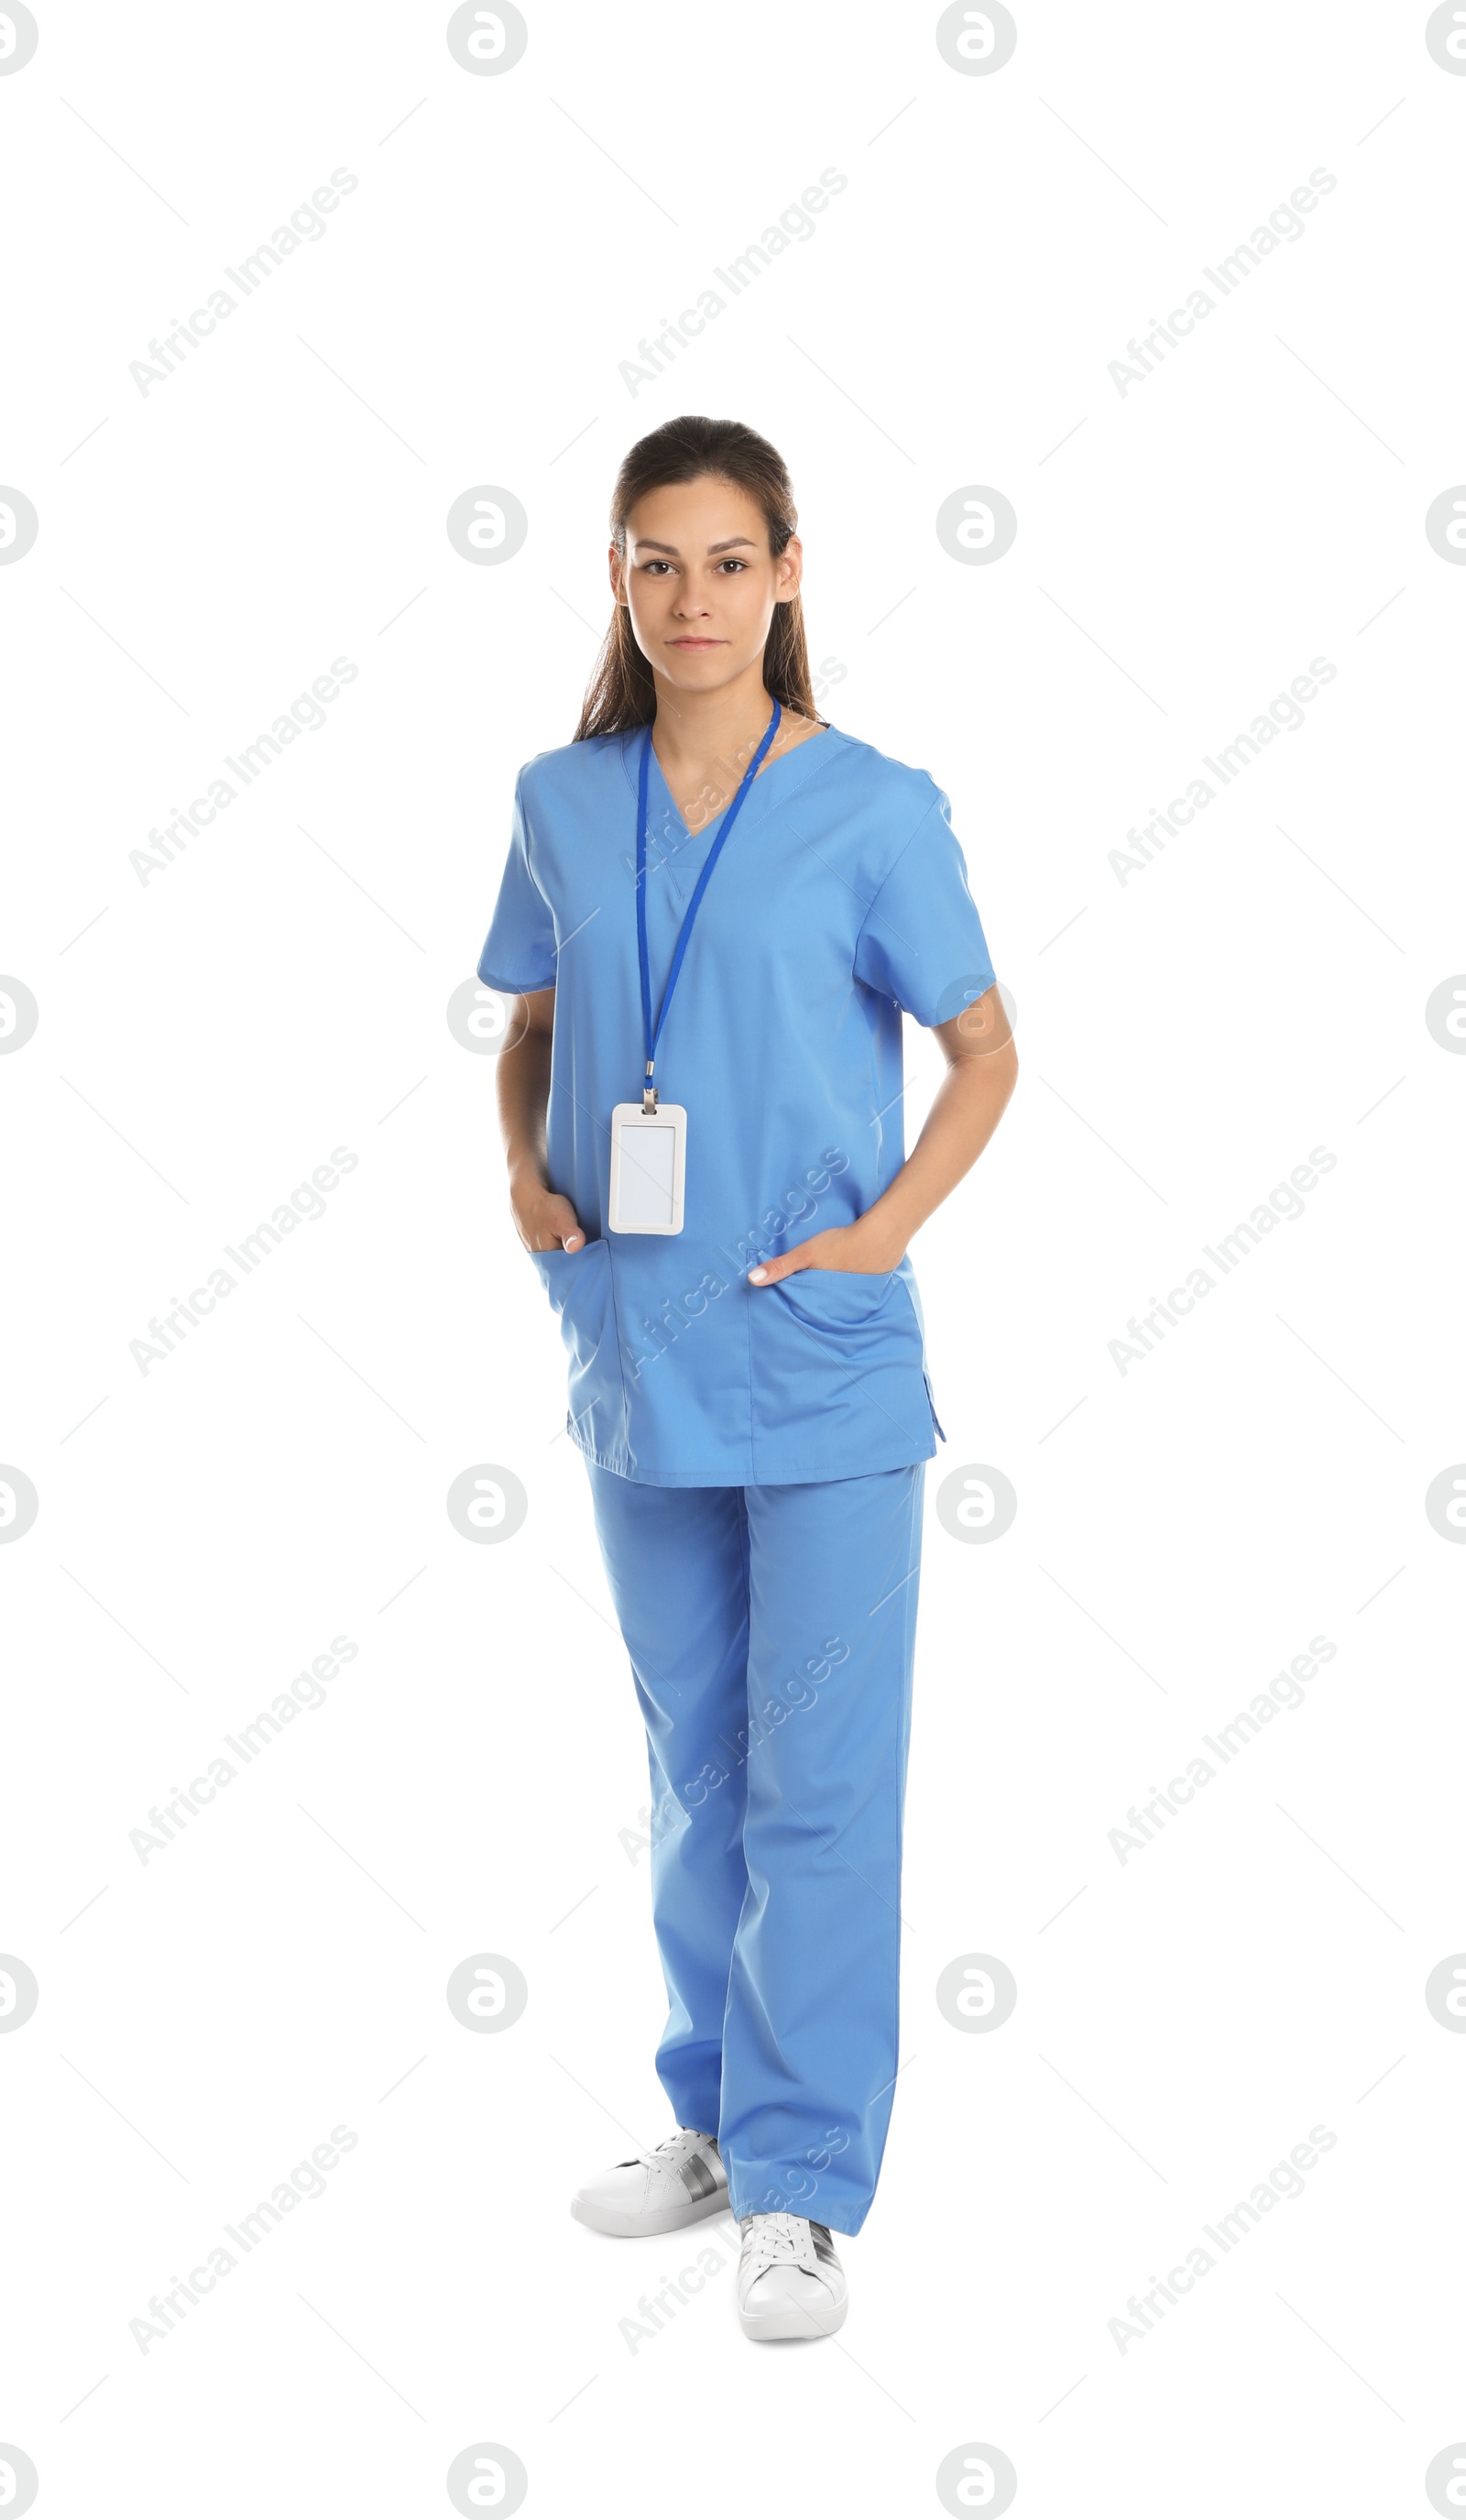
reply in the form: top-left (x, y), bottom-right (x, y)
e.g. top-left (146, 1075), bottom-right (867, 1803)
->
top-left (3, 2), bottom-right (1465, 2514)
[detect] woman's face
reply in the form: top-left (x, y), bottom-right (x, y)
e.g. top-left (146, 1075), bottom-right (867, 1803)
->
top-left (612, 474), bottom-right (803, 698)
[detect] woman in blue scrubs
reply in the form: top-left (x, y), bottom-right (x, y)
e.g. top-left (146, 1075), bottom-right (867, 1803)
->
top-left (480, 416), bottom-right (1017, 2341)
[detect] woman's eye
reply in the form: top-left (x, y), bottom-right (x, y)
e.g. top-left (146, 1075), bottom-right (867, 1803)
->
top-left (638, 556), bottom-right (748, 576)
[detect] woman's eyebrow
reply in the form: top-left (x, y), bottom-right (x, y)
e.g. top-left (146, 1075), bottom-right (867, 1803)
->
top-left (632, 535), bottom-right (760, 555)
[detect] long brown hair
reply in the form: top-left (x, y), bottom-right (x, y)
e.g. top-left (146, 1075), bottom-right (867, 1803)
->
top-left (573, 416), bottom-right (820, 740)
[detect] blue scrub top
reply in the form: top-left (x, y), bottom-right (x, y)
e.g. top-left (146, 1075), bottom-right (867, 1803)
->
top-left (477, 721), bottom-right (997, 1487)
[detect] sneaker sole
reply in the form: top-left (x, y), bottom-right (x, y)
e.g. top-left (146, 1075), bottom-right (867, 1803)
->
top-left (570, 2188), bottom-right (728, 2239)
top-left (738, 2293), bottom-right (848, 2342)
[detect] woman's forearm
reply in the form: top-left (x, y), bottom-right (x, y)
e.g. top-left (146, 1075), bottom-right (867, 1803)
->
top-left (496, 1013), bottom-right (552, 1188)
top-left (860, 1045), bottom-right (1017, 1262)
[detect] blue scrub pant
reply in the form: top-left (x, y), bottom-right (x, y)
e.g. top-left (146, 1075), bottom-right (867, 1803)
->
top-left (585, 1458), bottom-right (925, 2238)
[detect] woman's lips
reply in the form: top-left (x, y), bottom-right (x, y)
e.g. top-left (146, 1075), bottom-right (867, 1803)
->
top-left (669, 637), bottom-right (723, 648)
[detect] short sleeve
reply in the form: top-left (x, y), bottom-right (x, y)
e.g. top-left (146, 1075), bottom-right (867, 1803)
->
top-left (853, 791), bottom-right (996, 1025)
top-left (476, 771), bottom-right (558, 992)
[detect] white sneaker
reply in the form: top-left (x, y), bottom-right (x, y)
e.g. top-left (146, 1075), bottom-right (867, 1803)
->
top-left (737, 2211), bottom-right (848, 2340)
top-left (570, 2126), bottom-right (727, 2237)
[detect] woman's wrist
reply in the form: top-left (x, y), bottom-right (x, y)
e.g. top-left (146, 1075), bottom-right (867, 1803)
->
top-left (845, 1204), bottom-right (911, 1271)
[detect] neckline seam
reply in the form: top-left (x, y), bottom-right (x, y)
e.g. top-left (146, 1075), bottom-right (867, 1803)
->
top-left (617, 722), bottom-right (843, 826)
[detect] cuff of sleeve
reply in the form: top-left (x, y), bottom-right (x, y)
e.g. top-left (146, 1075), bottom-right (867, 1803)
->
top-left (903, 968), bottom-right (997, 1027)
top-left (476, 959), bottom-right (557, 992)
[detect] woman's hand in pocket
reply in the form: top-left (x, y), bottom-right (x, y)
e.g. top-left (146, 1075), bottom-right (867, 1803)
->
top-left (511, 1176), bottom-right (586, 1254)
top-left (748, 1213), bottom-right (904, 1286)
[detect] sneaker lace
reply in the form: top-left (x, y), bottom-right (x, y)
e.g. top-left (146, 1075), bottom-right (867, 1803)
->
top-left (741, 2211), bottom-right (817, 2277)
top-left (623, 2127), bottom-right (716, 2170)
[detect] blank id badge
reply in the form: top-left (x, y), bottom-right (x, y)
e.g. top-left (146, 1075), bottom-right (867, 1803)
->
top-left (608, 1101), bottom-right (686, 1234)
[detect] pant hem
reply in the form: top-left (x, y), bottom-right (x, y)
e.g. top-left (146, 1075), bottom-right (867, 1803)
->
top-left (725, 2191), bottom-right (871, 2240)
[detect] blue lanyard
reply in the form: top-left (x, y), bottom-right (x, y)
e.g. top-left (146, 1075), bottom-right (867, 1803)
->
top-left (635, 698), bottom-right (781, 1107)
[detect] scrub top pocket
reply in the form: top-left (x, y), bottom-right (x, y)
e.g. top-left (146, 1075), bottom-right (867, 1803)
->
top-left (750, 1261), bottom-right (935, 1475)
top-left (773, 1266), bottom-right (907, 1331)
top-left (529, 1241), bottom-right (618, 1438)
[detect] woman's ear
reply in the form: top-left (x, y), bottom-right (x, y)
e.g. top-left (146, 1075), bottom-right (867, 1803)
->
top-left (775, 533), bottom-right (804, 602)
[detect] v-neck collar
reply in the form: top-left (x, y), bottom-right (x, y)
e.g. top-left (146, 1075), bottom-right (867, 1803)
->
top-left (618, 720), bottom-right (840, 848)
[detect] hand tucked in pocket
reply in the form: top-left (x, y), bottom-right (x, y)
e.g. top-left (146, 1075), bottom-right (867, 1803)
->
top-left (748, 1217), bottom-right (905, 1287)
top-left (511, 1176), bottom-right (586, 1254)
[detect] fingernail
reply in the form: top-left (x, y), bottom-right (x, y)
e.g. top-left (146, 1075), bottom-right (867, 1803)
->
top-left (748, 1266), bottom-right (767, 1284)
